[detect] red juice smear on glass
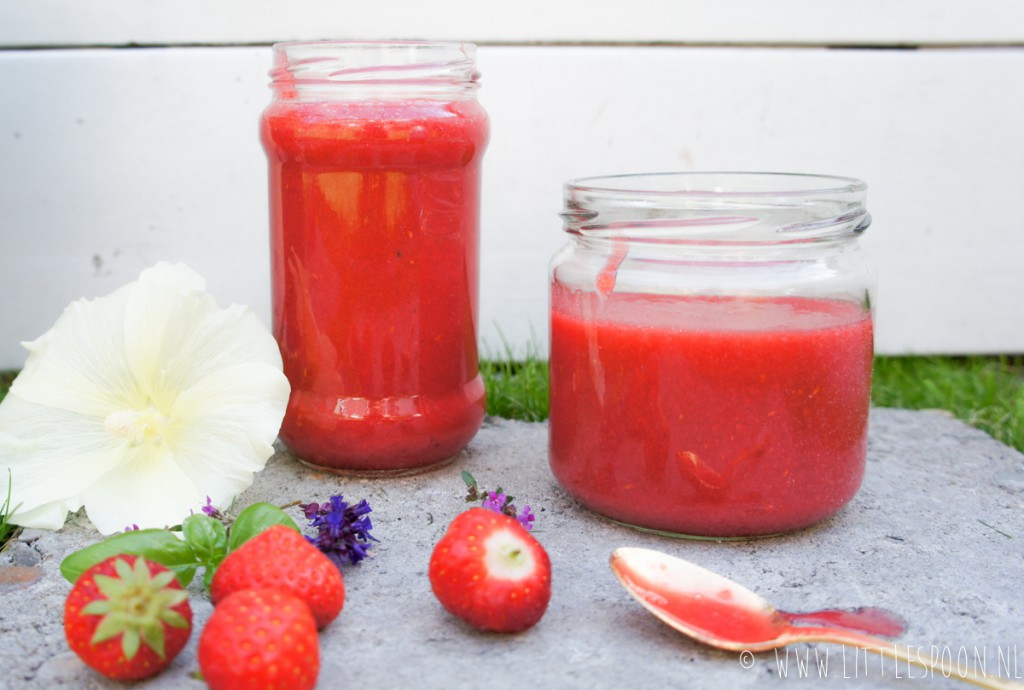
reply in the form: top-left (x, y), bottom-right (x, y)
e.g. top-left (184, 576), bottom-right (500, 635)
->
top-left (262, 99), bottom-right (489, 472)
top-left (549, 285), bottom-right (874, 536)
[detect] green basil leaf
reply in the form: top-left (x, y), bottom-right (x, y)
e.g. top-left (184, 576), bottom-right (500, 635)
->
top-left (203, 562), bottom-right (217, 590)
top-left (227, 502), bottom-right (300, 552)
top-left (182, 514), bottom-right (228, 567)
top-left (60, 529), bottom-right (198, 587)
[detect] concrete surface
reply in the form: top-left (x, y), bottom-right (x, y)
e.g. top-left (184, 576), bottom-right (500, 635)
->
top-left (1, 408), bottom-right (1022, 690)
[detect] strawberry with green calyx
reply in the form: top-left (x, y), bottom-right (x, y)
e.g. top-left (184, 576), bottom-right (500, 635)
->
top-left (64, 555), bottom-right (192, 680)
top-left (210, 524), bottom-right (345, 629)
top-left (198, 588), bottom-right (319, 690)
top-left (60, 502), bottom-right (302, 589)
top-left (429, 507), bottom-right (552, 633)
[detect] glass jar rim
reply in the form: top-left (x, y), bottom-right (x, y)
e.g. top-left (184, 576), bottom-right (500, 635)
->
top-left (566, 171), bottom-right (866, 198)
top-left (269, 40), bottom-right (480, 95)
top-left (562, 171), bottom-right (870, 244)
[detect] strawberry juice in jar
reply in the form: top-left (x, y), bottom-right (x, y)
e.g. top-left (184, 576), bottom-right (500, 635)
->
top-left (262, 42), bottom-right (489, 474)
top-left (548, 173), bottom-right (875, 537)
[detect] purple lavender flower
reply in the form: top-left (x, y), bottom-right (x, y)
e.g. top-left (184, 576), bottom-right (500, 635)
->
top-left (301, 495), bottom-right (378, 568)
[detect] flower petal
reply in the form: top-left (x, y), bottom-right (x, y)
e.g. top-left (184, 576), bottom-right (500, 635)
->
top-left (163, 362), bottom-right (289, 507)
top-left (10, 283), bottom-right (141, 418)
top-left (173, 363), bottom-right (289, 460)
top-left (0, 396), bottom-right (120, 529)
top-left (81, 445), bottom-right (201, 535)
top-left (122, 264), bottom-right (283, 413)
top-left (2, 497), bottom-right (78, 531)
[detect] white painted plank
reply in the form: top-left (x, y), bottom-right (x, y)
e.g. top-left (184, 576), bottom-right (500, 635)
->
top-left (1, 0), bottom-right (1022, 48)
top-left (0, 46), bottom-right (1023, 370)
top-left (477, 46), bottom-right (1024, 357)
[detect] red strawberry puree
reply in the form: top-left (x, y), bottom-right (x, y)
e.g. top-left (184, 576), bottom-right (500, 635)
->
top-left (262, 99), bottom-right (489, 472)
top-left (549, 284), bottom-right (873, 537)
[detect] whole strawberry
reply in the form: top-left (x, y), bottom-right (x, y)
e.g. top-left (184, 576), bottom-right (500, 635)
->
top-left (210, 524), bottom-right (345, 629)
top-left (198, 588), bottom-right (319, 690)
top-left (429, 507), bottom-right (552, 633)
top-left (64, 555), bottom-right (192, 680)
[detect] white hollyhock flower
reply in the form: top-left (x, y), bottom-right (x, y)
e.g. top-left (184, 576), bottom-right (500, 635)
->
top-left (0, 262), bottom-right (290, 535)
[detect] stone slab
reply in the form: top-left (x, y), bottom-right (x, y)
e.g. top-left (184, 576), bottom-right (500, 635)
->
top-left (2, 408), bottom-right (1023, 689)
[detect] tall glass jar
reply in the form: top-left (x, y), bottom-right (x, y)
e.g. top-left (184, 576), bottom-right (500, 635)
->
top-left (549, 172), bottom-right (874, 537)
top-left (261, 41), bottom-right (489, 474)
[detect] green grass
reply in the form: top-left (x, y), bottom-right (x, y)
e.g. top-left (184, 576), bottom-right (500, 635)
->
top-left (1, 469), bottom-right (16, 553)
top-left (0, 373), bottom-right (16, 550)
top-left (481, 357), bottom-right (549, 422)
top-left (0, 370), bottom-right (13, 401)
top-left (872, 356), bottom-right (1024, 452)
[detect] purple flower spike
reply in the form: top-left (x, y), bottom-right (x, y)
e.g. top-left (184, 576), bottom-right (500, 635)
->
top-left (300, 495), bottom-right (378, 568)
top-left (201, 496), bottom-right (226, 521)
top-left (516, 505), bottom-right (536, 531)
top-left (463, 472), bottom-right (539, 530)
top-left (482, 491), bottom-right (507, 513)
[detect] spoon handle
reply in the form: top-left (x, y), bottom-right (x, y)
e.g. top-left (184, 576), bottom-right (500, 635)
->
top-left (787, 628), bottom-right (1024, 690)
top-left (779, 607), bottom-right (906, 637)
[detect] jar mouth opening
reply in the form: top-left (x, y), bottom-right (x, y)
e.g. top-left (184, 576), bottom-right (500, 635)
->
top-left (566, 171), bottom-right (866, 197)
top-left (562, 171), bottom-right (869, 244)
top-left (269, 40), bottom-right (480, 94)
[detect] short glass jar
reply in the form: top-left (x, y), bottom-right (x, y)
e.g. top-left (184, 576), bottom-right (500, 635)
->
top-left (548, 172), bottom-right (874, 538)
top-left (261, 41), bottom-right (489, 474)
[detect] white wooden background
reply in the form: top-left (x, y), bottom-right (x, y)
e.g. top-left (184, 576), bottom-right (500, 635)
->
top-left (1, 1), bottom-right (1023, 368)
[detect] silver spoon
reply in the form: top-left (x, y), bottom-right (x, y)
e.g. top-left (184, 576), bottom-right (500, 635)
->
top-left (610, 547), bottom-right (1023, 690)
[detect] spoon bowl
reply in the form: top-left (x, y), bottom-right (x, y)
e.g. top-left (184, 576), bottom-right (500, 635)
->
top-left (610, 547), bottom-right (1024, 690)
top-left (610, 546), bottom-right (793, 651)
